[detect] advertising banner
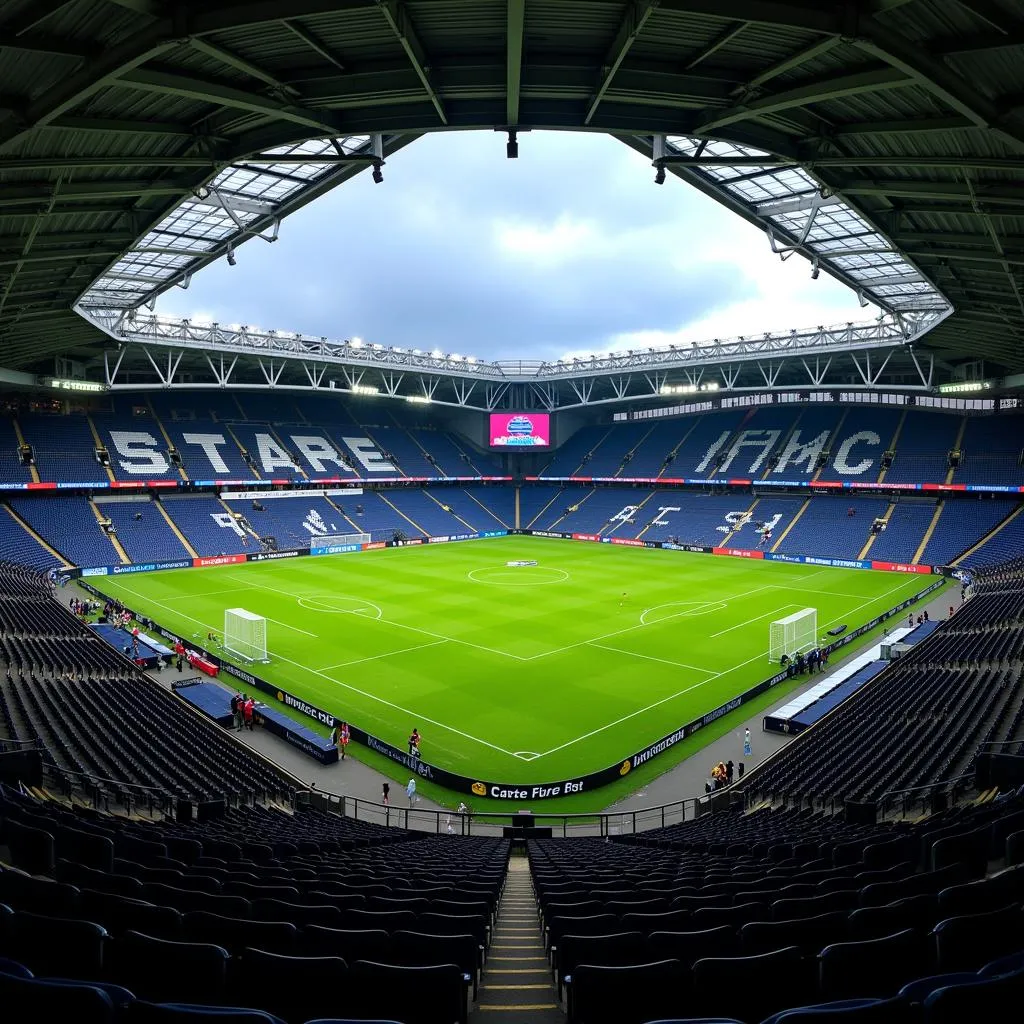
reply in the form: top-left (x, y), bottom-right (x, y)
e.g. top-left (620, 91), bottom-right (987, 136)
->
top-left (712, 547), bottom-right (765, 560)
top-left (193, 553), bottom-right (247, 568)
top-left (247, 548), bottom-right (307, 562)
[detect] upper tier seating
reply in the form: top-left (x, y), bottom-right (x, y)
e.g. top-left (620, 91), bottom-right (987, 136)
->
top-left (0, 565), bottom-right (292, 805)
top-left (883, 411), bottom-right (962, 485)
top-left (957, 413), bottom-right (1024, 485)
top-left (91, 413), bottom-right (182, 482)
top-left (97, 501), bottom-right (191, 563)
top-left (11, 498), bottom-right (118, 569)
top-left (18, 414), bottom-right (109, 483)
top-left (0, 417), bottom-right (31, 483)
top-left (159, 418), bottom-right (256, 481)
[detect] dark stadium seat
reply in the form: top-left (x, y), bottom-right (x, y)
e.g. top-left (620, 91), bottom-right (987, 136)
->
top-left (1, 910), bottom-right (106, 979)
top-left (0, 956), bottom-right (31, 978)
top-left (111, 931), bottom-right (228, 1004)
top-left (125, 1005), bottom-right (285, 1024)
top-left (932, 904), bottom-right (1024, 971)
top-left (0, 973), bottom-right (118, 1024)
top-left (301, 926), bottom-right (389, 961)
top-left (740, 911), bottom-right (848, 955)
top-left (348, 960), bottom-right (466, 1024)
top-left (818, 929), bottom-right (927, 1001)
top-left (764, 997), bottom-right (908, 1023)
top-left (692, 947), bottom-right (810, 1022)
top-left (647, 926), bottom-right (738, 967)
top-left (391, 930), bottom-right (482, 996)
top-left (182, 912), bottom-right (298, 954)
top-left (555, 930), bottom-right (646, 997)
top-left (230, 949), bottom-right (346, 1022)
top-left (923, 968), bottom-right (1024, 1024)
top-left (566, 959), bottom-right (681, 1024)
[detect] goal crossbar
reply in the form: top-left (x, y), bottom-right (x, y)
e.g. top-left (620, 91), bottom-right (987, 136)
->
top-left (224, 607), bottom-right (267, 663)
top-left (769, 607), bottom-right (817, 664)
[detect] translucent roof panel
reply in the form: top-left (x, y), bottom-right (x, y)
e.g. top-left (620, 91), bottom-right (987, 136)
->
top-left (78, 136), bottom-right (371, 311)
top-left (664, 136), bottom-right (950, 315)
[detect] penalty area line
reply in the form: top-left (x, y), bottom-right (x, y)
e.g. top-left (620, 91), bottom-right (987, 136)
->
top-left (586, 642), bottom-right (720, 676)
top-left (317, 639), bottom-right (448, 670)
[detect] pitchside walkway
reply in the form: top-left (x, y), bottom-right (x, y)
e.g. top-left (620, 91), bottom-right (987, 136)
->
top-left (65, 579), bottom-right (957, 828)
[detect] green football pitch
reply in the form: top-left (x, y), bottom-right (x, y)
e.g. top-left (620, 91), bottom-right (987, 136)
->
top-left (90, 537), bottom-right (937, 802)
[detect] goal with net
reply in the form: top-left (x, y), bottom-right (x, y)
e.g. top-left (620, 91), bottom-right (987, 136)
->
top-left (311, 532), bottom-right (370, 549)
top-left (224, 608), bottom-right (268, 663)
top-left (769, 607), bottom-right (818, 664)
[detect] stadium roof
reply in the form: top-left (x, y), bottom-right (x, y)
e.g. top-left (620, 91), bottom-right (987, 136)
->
top-left (1, 0), bottom-right (1023, 378)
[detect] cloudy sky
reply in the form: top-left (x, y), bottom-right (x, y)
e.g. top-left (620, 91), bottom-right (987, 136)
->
top-left (158, 131), bottom-right (875, 362)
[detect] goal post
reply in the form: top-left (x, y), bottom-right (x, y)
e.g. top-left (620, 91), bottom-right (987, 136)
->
top-left (769, 607), bottom-right (818, 664)
top-left (312, 532), bottom-right (370, 548)
top-left (224, 608), bottom-right (268, 663)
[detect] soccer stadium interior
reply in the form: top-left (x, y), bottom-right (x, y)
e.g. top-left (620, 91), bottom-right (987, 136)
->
top-left (2, 1), bottom-right (1024, 1022)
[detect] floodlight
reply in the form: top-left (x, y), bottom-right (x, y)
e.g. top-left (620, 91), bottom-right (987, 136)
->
top-left (226, 245), bottom-right (236, 266)
top-left (372, 163), bottom-right (383, 184)
top-left (810, 256), bottom-right (820, 280)
top-left (654, 165), bottom-right (666, 185)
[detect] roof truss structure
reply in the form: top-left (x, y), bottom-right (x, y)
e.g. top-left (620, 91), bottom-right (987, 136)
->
top-left (1, 0), bottom-right (1023, 376)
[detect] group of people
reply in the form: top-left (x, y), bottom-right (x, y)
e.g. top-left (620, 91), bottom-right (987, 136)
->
top-left (779, 647), bottom-right (827, 677)
top-left (229, 692), bottom-right (258, 731)
top-left (909, 610), bottom-right (931, 628)
top-left (70, 597), bottom-right (102, 618)
top-left (331, 721), bottom-right (350, 759)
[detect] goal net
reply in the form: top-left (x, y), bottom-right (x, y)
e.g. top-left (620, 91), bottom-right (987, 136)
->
top-left (312, 533), bottom-right (370, 547)
top-left (769, 607), bottom-right (818, 664)
top-left (224, 608), bottom-right (268, 663)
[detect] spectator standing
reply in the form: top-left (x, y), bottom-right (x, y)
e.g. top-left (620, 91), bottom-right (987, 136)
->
top-left (408, 728), bottom-right (421, 758)
top-left (381, 782), bottom-right (390, 806)
top-left (743, 728), bottom-right (752, 758)
top-left (243, 697), bottom-right (255, 731)
top-left (337, 721), bottom-right (350, 760)
top-left (406, 777), bottom-right (417, 806)
top-left (230, 692), bottom-right (242, 730)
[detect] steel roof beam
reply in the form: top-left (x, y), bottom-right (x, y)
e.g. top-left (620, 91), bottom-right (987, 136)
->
top-left (0, 33), bottom-right (93, 58)
top-left (0, 0), bottom-right (78, 36)
top-left (188, 38), bottom-right (299, 96)
top-left (934, 29), bottom-right (1024, 55)
top-left (952, 0), bottom-right (1018, 34)
top-left (844, 180), bottom-right (1024, 205)
top-left (282, 20), bottom-right (346, 73)
top-left (0, 180), bottom-right (184, 207)
top-left (656, 0), bottom-right (840, 34)
top-left (585, 0), bottom-right (659, 125)
top-left (376, 0), bottom-right (448, 125)
top-left (855, 26), bottom-right (1024, 152)
top-left (506, 0), bottom-right (525, 125)
top-left (0, 248), bottom-right (122, 267)
top-left (738, 36), bottom-right (841, 94)
top-left (830, 116), bottom-right (977, 136)
top-left (0, 16), bottom-right (182, 154)
top-left (117, 67), bottom-right (340, 134)
top-left (0, 232), bottom-right (135, 248)
top-left (695, 66), bottom-right (912, 134)
top-left (45, 115), bottom-right (217, 137)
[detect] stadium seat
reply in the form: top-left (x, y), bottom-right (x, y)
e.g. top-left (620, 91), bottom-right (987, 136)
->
top-left (932, 905), bottom-right (1024, 971)
top-left (125, 1005), bottom-right (286, 1024)
top-left (111, 931), bottom-right (229, 1004)
top-left (1, 910), bottom-right (106, 980)
top-left (692, 947), bottom-right (810, 1022)
top-left (230, 949), bottom-right (346, 1021)
top-left (0, 973), bottom-right (118, 1024)
top-left (818, 929), bottom-right (927, 1001)
top-left (764, 997), bottom-right (908, 1023)
top-left (923, 969), bottom-right (1024, 1023)
top-left (347, 960), bottom-right (467, 1024)
top-left (566, 959), bottom-right (681, 1024)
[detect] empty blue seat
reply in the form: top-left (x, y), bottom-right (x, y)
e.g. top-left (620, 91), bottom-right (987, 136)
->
top-left (0, 972), bottom-right (116, 1024)
top-left (765, 997), bottom-right (908, 1022)
top-left (126, 1005), bottom-right (285, 1024)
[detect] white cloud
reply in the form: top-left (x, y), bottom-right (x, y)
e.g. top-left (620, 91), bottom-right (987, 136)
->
top-left (157, 130), bottom-right (879, 360)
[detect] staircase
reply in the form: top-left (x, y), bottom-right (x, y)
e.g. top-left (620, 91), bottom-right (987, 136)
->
top-left (472, 856), bottom-right (561, 1023)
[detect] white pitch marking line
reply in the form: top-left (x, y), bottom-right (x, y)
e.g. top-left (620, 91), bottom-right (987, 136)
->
top-left (708, 603), bottom-right (802, 639)
top-left (235, 571), bottom-right (527, 661)
top-left (262, 615), bottom-right (318, 638)
top-left (639, 602), bottom-right (726, 626)
top-left (99, 579), bottom-right (522, 760)
top-left (318, 639), bottom-right (447, 670)
top-left (586, 642), bottom-right (721, 675)
top-left (533, 575), bottom-right (925, 761)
